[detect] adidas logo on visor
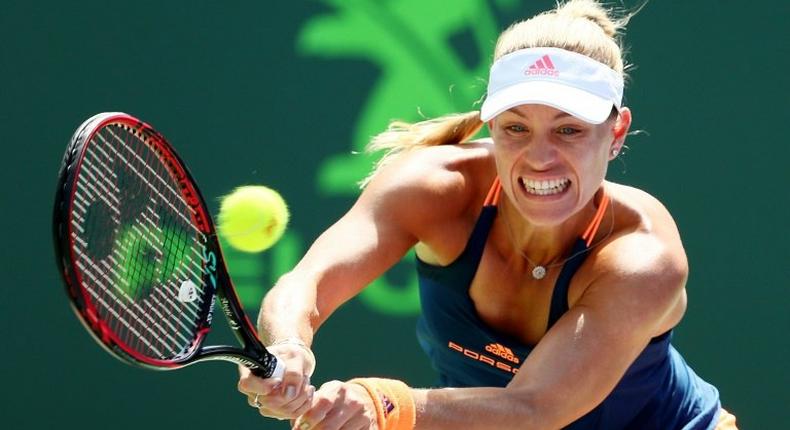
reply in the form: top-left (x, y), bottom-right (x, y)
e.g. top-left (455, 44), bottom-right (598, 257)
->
top-left (480, 48), bottom-right (623, 123)
top-left (525, 55), bottom-right (559, 77)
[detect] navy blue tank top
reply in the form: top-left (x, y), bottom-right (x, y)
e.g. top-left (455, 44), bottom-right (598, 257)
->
top-left (415, 203), bottom-right (722, 429)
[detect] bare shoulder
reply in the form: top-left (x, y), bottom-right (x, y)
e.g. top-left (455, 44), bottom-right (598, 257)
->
top-left (606, 182), bottom-right (683, 235)
top-left (601, 182), bottom-right (688, 278)
top-left (370, 140), bottom-right (492, 182)
top-left (359, 142), bottom-right (496, 259)
top-left (574, 182), bottom-right (689, 334)
top-left (363, 142), bottom-right (493, 207)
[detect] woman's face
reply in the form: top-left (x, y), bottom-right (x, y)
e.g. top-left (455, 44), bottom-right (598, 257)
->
top-left (489, 104), bottom-right (630, 226)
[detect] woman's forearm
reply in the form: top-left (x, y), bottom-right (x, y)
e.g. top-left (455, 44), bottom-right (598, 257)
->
top-left (413, 386), bottom-right (553, 430)
top-left (258, 271), bottom-right (321, 346)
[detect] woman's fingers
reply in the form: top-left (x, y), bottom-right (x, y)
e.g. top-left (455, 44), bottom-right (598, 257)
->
top-left (238, 364), bottom-right (314, 419)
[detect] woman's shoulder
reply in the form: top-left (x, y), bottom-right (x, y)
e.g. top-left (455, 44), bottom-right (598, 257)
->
top-left (606, 182), bottom-right (670, 212)
top-left (361, 141), bottom-right (496, 264)
top-left (582, 183), bottom-right (686, 284)
top-left (571, 182), bottom-right (689, 334)
top-left (604, 182), bottom-right (684, 242)
top-left (394, 139), bottom-right (494, 176)
top-left (364, 140), bottom-right (496, 207)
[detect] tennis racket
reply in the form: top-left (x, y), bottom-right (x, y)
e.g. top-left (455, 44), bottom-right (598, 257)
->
top-left (53, 112), bottom-right (284, 379)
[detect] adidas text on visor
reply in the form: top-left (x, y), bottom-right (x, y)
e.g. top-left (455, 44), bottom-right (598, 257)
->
top-left (480, 47), bottom-right (623, 124)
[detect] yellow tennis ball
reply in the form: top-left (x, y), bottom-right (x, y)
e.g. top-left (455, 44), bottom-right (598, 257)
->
top-left (217, 185), bottom-right (289, 253)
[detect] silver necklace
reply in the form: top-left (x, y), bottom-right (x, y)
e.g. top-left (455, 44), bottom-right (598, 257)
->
top-left (499, 199), bottom-right (615, 280)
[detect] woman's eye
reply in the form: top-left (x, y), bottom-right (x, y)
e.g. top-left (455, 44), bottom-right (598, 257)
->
top-left (557, 126), bottom-right (581, 135)
top-left (506, 124), bottom-right (527, 133)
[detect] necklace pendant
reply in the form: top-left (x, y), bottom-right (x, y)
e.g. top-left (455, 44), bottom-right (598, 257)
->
top-left (531, 265), bottom-right (547, 280)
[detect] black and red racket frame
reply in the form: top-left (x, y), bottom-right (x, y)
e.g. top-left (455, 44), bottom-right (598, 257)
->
top-left (53, 112), bottom-right (278, 377)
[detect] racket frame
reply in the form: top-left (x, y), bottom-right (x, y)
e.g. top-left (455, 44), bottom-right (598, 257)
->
top-left (53, 112), bottom-right (281, 378)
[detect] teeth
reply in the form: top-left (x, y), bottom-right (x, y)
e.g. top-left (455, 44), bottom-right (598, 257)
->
top-left (520, 177), bottom-right (570, 195)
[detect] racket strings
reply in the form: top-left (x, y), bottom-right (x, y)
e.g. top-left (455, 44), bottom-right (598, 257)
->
top-left (70, 123), bottom-right (212, 361)
top-left (101, 126), bottom-right (194, 356)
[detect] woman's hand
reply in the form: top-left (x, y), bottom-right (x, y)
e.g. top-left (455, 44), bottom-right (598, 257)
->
top-left (293, 380), bottom-right (378, 430)
top-left (237, 342), bottom-right (317, 420)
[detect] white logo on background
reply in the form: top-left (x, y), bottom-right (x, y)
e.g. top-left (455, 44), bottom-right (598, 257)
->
top-left (178, 280), bottom-right (199, 303)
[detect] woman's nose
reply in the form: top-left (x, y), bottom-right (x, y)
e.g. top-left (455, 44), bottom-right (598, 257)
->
top-left (522, 135), bottom-right (558, 170)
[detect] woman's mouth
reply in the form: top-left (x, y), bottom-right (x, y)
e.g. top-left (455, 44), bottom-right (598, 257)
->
top-left (518, 177), bottom-right (571, 196)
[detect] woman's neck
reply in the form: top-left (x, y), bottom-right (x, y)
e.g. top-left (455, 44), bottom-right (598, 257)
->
top-left (497, 188), bottom-right (605, 268)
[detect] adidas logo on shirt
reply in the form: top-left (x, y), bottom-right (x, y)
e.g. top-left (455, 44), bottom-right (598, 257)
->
top-left (485, 343), bottom-right (521, 364)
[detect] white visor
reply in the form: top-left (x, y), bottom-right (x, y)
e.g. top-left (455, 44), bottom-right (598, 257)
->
top-left (480, 47), bottom-right (623, 124)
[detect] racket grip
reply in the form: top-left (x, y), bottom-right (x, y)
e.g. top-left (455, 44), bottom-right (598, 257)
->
top-left (270, 357), bottom-right (285, 380)
top-left (251, 355), bottom-right (285, 380)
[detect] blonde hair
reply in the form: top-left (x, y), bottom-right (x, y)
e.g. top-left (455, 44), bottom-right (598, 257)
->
top-left (361, 0), bottom-right (633, 188)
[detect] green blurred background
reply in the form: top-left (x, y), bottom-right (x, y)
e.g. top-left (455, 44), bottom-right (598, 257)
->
top-left (2, 0), bottom-right (787, 428)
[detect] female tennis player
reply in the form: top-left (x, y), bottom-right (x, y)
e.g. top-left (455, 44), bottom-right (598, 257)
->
top-left (237, 1), bottom-right (737, 428)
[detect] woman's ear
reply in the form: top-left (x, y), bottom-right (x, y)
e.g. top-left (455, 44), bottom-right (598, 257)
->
top-left (610, 107), bottom-right (632, 159)
top-left (613, 107), bottom-right (632, 139)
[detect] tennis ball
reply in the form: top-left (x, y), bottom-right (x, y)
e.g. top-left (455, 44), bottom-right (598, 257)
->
top-left (217, 185), bottom-right (289, 253)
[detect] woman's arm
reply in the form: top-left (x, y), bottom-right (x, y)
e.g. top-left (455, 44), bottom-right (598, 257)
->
top-left (260, 147), bottom-right (475, 341)
top-left (417, 233), bottom-right (687, 429)
top-left (239, 147), bottom-right (476, 419)
top-left (296, 232), bottom-right (688, 430)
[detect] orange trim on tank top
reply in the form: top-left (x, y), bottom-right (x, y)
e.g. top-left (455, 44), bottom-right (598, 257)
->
top-left (485, 177), bottom-right (609, 247)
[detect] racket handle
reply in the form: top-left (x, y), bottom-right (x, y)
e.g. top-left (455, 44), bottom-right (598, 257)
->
top-left (269, 357), bottom-right (285, 380)
top-left (251, 355), bottom-right (286, 380)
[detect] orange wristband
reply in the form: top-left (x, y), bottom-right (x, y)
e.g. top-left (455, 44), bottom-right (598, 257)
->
top-left (349, 378), bottom-right (416, 430)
